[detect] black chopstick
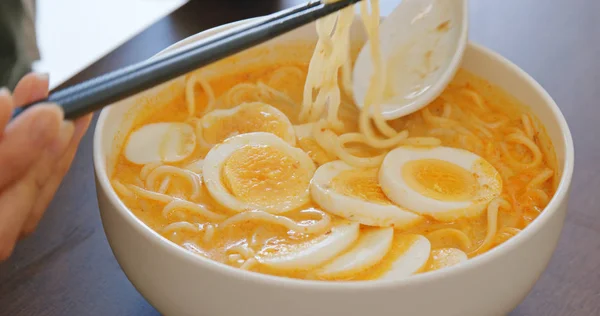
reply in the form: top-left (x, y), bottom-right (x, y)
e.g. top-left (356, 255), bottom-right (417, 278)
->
top-left (12, 0), bottom-right (362, 120)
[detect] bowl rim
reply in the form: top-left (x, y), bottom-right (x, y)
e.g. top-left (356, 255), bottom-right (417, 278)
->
top-left (93, 17), bottom-right (575, 291)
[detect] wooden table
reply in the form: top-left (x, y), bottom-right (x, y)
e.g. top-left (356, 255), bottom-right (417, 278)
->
top-left (1, 0), bottom-right (598, 315)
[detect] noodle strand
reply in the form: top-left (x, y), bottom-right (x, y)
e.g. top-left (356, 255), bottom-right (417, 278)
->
top-left (221, 209), bottom-right (332, 235)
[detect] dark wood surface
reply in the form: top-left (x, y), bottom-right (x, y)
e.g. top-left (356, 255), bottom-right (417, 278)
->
top-left (1, 0), bottom-right (598, 315)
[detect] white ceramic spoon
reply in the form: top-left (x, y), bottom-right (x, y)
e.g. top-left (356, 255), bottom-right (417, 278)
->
top-left (352, 0), bottom-right (468, 120)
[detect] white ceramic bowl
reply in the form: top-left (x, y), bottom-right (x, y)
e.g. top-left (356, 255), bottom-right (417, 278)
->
top-left (93, 17), bottom-right (574, 316)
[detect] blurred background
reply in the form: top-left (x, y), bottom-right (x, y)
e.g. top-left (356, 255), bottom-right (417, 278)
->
top-left (0, 1), bottom-right (597, 315)
top-left (7, 0), bottom-right (405, 90)
top-left (34, 0), bottom-right (186, 89)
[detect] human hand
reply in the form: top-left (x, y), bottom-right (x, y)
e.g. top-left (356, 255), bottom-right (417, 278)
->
top-left (0, 73), bottom-right (93, 260)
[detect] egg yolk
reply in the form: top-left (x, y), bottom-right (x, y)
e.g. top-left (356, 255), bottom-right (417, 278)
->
top-left (402, 159), bottom-right (477, 202)
top-left (331, 168), bottom-right (391, 205)
top-left (202, 103), bottom-right (290, 144)
top-left (222, 145), bottom-right (310, 208)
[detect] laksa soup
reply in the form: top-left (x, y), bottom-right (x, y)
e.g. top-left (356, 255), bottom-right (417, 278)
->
top-left (109, 3), bottom-right (557, 282)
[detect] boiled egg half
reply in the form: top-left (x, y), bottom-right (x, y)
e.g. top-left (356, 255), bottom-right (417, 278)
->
top-left (317, 227), bottom-right (393, 278)
top-left (198, 102), bottom-right (296, 147)
top-left (311, 161), bottom-right (423, 228)
top-left (124, 122), bottom-right (196, 165)
top-left (382, 234), bottom-right (431, 280)
top-left (380, 146), bottom-right (502, 221)
top-left (203, 132), bottom-right (316, 214)
top-left (257, 221), bottom-right (360, 271)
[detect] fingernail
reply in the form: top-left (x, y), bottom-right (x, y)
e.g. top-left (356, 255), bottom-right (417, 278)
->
top-left (0, 87), bottom-right (9, 97)
top-left (32, 105), bottom-right (63, 143)
top-left (35, 73), bottom-right (49, 82)
top-left (50, 121), bottom-right (75, 156)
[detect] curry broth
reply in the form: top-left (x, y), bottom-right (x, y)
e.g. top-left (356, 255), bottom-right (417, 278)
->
top-left (111, 54), bottom-right (557, 281)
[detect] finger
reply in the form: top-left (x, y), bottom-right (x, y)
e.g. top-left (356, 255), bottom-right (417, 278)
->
top-left (0, 88), bottom-right (14, 134)
top-left (13, 73), bottom-right (49, 106)
top-left (21, 114), bottom-right (92, 235)
top-left (0, 104), bottom-right (63, 190)
top-left (0, 172), bottom-right (38, 260)
top-left (20, 121), bottom-right (75, 237)
top-left (73, 113), bottom-right (93, 140)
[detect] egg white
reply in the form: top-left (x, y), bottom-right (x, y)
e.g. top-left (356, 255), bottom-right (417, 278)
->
top-left (317, 227), bottom-right (393, 278)
top-left (256, 221), bottom-right (360, 271)
top-left (125, 122), bottom-right (196, 165)
top-left (382, 234), bottom-right (431, 280)
top-left (311, 161), bottom-right (423, 228)
top-left (203, 132), bottom-right (315, 214)
top-left (379, 146), bottom-right (502, 221)
top-left (199, 102), bottom-right (296, 147)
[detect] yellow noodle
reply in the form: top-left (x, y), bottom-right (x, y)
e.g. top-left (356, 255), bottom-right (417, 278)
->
top-left (313, 122), bottom-right (385, 167)
top-left (227, 243), bottom-right (255, 259)
top-left (470, 198), bottom-right (511, 256)
top-left (158, 176), bottom-right (171, 194)
top-left (257, 82), bottom-right (298, 108)
top-left (225, 83), bottom-right (259, 107)
top-left (185, 73), bottom-right (215, 116)
top-left (192, 119), bottom-right (215, 150)
top-left (268, 66), bottom-right (305, 88)
top-left (469, 112), bottom-right (508, 129)
top-left (503, 126), bottom-right (526, 137)
top-left (528, 188), bottom-right (550, 205)
top-left (112, 179), bottom-right (134, 198)
top-left (499, 227), bottom-right (521, 236)
top-left (461, 88), bottom-right (486, 111)
top-left (221, 209), bottom-right (331, 235)
top-left (140, 162), bottom-right (161, 181)
top-left (527, 168), bottom-right (553, 189)
top-left (240, 257), bottom-right (258, 270)
top-left (162, 200), bottom-right (225, 221)
top-left (300, 12), bottom-right (336, 121)
top-left (133, 177), bottom-right (144, 188)
top-left (337, 130), bottom-right (410, 150)
top-left (299, 0), bottom-right (412, 166)
top-left (203, 223), bottom-right (216, 243)
top-left (441, 102), bottom-right (452, 118)
top-left (250, 227), bottom-right (268, 248)
top-left (358, 0), bottom-right (391, 138)
top-left (426, 228), bottom-right (473, 252)
top-left (128, 184), bottom-right (173, 203)
top-left (422, 107), bottom-right (458, 127)
top-left (228, 253), bottom-right (242, 262)
top-left (163, 221), bottom-right (198, 233)
top-left (494, 227), bottom-right (522, 245)
top-left (469, 121), bottom-right (494, 138)
top-left (146, 165), bottom-right (202, 200)
top-left (502, 133), bottom-right (543, 169)
top-left (521, 114), bottom-right (535, 139)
